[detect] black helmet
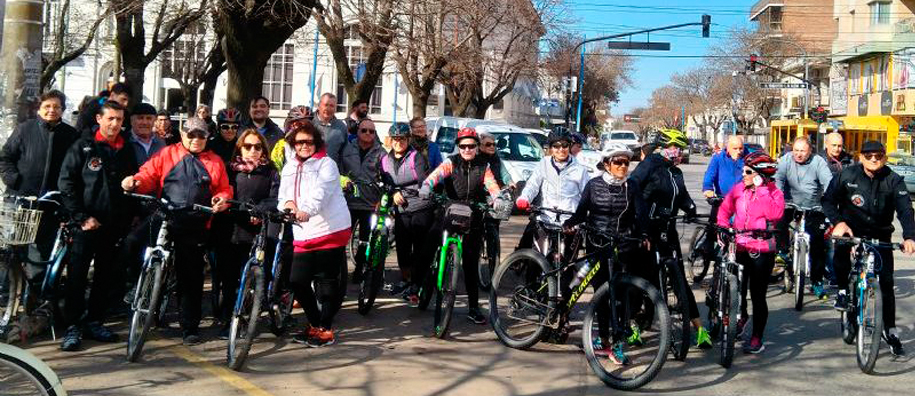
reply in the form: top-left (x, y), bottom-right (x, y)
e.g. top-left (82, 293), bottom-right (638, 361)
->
top-left (548, 130), bottom-right (572, 145)
top-left (388, 122), bottom-right (410, 137)
top-left (216, 108), bottom-right (241, 124)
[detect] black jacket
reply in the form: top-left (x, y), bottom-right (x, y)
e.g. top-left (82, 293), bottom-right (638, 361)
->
top-left (820, 150), bottom-right (855, 176)
top-left (443, 153), bottom-right (490, 204)
top-left (242, 118), bottom-right (283, 153)
top-left (0, 119), bottom-right (79, 196)
top-left (629, 153), bottom-right (696, 220)
top-left (822, 163), bottom-right (915, 240)
top-left (564, 175), bottom-right (648, 239)
top-left (229, 164), bottom-right (279, 244)
top-left (481, 153), bottom-right (508, 188)
top-left (208, 136), bottom-right (238, 169)
top-left (75, 97), bottom-right (130, 138)
top-left (57, 137), bottom-right (140, 226)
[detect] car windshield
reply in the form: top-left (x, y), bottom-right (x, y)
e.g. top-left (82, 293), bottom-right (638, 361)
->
top-left (610, 132), bottom-right (636, 140)
top-left (435, 126), bottom-right (460, 153)
top-left (492, 132), bottom-right (543, 162)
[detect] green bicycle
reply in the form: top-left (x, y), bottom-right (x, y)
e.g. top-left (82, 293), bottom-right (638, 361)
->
top-left (357, 176), bottom-right (401, 315)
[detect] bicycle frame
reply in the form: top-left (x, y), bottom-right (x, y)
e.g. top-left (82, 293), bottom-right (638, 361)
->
top-left (717, 232), bottom-right (744, 330)
top-left (366, 190), bottom-right (395, 266)
top-left (436, 230), bottom-right (463, 290)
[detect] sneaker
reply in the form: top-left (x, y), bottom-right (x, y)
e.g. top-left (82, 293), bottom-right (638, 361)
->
top-left (736, 317), bottom-right (748, 338)
top-left (292, 326), bottom-right (321, 344)
top-left (123, 286), bottom-right (136, 305)
top-left (743, 336), bottom-right (765, 354)
top-left (407, 294), bottom-right (420, 308)
top-left (592, 338), bottom-right (612, 356)
top-left (60, 325), bottom-right (82, 351)
top-left (627, 325), bottom-right (643, 346)
top-left (390, 281), bottom-right (409, 296)
top-left (883, 330), bottom-right (906, 357)
top-left (695, 326), bottom-right (713, 349)
top-left (608, 341), bottom-right (630, 365)
top-left (84, 321), bottom-right (119, 342)
top-left (834, 290), bottom-right (848, 311)
top-left (775, 253), bottom-right (789, 266)
top-left (306, 328), bottom-right (336, 347)
top-left (218, 326), bottom-right (230, 340)
top-left (182, 331), bottom-right (202, 346)
top-left (812, 283), bottom-right (828, 300)
top-left (467, 308), bottom-right (486, 325)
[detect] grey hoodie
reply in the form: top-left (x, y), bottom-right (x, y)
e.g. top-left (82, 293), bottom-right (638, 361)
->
top-left (774, 151), bottom-right (833, 209)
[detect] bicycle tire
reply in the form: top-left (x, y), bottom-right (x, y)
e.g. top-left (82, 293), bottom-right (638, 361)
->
top-left (661, 259), bottom-right (691, 361)
top-left (357, 234), bottom-right (387, 315)
top-left (582, 275), bottom-right (670, 391)
top-left (705, 267), bottom-right (721, 339)
top-left (856, 277), bottom-right (883, 374)
top-left (155, 262), bottom-right (176, 328)
top-left (489, 249), bottom-right (556, 350)
top-left (346, 221), bottom-right (361, 269)
top-left (417, 247), bottom-right (439, 311)
top-left (719, 273), bottom-right (739, 368)
top-left (227, 265), bottom-right (265, 371)
top-left (0, 347), bottom-right (64, 396)
top-left (686, 227), bottom-right (710, 284)
top-left (478, 232), bottom-right (497, 291)
top-left (432, 243), bottom-right (460, 339)
top-left (841, 278), bottom-right (857, 345)
top-left (127, 257), bottom-right (164, 363)
top-left (794, 241), bottom-right (807, 311)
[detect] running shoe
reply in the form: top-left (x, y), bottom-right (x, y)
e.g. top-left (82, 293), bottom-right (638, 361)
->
top-left (609, 341), bottom-right (630, 365)
top-left (696, 326), bottom-right (713, 349)
top-left (627, 325), bottom-right (643, 346)
top-left (743, 336), bottom-right (765, 354)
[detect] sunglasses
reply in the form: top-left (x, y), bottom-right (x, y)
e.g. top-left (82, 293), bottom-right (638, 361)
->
top-left (185, 130), bottom-right (209, 140)
top-left (242, 143), bottom-right (263, 151)
top-left (359, 128), bottom-right (376, 134)
top-left (220, 124), bottom-right (239, 130)
top-left (552, 143), bottom-right (570, 149)
top-left (610, 159), bottom-right (630, 166)
top-left (293, 139), bottom-right (315, 147)
top-left (482, 142), bottom-right (496, 147)
top-left (744, 169), bottom-right (756, 175)
top-left (391, 136), bottom-right (408, 141)
top-left (458, 144), bottom-right (478, 150)
top-left (863, 152), bottom-right (885, 161)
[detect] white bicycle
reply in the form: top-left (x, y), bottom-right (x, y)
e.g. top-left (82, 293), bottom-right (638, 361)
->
top-left (0, 342), bottom-right (67, 395)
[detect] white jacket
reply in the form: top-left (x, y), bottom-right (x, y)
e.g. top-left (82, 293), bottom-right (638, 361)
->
top-left (278, 150), bottom-right (351, 242)
top-left (519, 156), bottom-right (591, 225)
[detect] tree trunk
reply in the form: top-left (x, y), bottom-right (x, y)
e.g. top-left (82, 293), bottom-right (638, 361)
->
top-left (199, 68), bottom-right (221, 109)
top-left (218, 13), bottom-right (296, 110)
top-left (181, 84), bottom-right (199, 116)
top-left (411, 90), bottom-right (429, 118)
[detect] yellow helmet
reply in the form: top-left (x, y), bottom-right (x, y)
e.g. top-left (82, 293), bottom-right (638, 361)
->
top-left (656, 128), bottom-right (688, 149)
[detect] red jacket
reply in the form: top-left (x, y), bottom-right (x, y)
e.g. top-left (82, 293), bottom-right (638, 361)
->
top-left (133, 143), bottom-right (233, 204)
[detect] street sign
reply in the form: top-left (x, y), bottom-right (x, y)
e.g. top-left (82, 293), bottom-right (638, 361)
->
top-left (624, 114), bottom-right (641, 122)
top-left (758, 82), bottom-right (808, 89)
top-left (607, 41), bottom-right (671, 51)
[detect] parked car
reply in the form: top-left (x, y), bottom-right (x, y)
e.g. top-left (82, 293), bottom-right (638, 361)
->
top-left (600, 130), bottom-right (640, 159)
top-left (524, 128), bottom-right (550, 155)
top-left (576, 148), bottom-right (604, 178)
top-left (889, 151), bottom-right (915, 194)
top-left (745, 143), bottom-right (765, 154)
top-left (691, 139), bottom-right (711, 156)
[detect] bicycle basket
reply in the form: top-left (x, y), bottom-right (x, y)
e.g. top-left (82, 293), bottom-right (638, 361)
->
top-left (444, 203), bottom-right (473, 233)
top-left (0, 204), bottom-right (43, 246)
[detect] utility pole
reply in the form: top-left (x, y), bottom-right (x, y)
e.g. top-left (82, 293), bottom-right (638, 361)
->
top-left (0, 0), bottom-right (43, 132)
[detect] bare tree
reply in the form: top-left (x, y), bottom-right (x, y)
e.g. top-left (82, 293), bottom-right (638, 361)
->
top-left (644, 85), bottom-right (683, 130)
top-left (159, 14), bottom-right (227, 113)
top-left (41, 0), bottom-right (122, 92)
top-left (670, 67), bottom-right (731, 145)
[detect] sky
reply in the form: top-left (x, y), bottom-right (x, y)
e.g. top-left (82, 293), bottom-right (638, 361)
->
top-left (564, 1), bottom-right (759, 116)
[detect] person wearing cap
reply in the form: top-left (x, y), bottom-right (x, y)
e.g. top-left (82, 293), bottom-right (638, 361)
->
top-left (419, 126), bottom-right (508, 324)
top-left (514, 131), bottom-right (590, 250)
top-left (823, 140), bottom-right (915, 357)
top-left (127, 103), bottom-right (166, 166)
top-left (562, 144), bottom-right (649, 364)
top-left (56, 100), bottom-right (140, 351)
top-left (121, 117), bottom-right (233, 346)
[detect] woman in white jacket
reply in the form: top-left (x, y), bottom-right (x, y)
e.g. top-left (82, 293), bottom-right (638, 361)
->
top-left (278, 119), bottom-right (351, 347)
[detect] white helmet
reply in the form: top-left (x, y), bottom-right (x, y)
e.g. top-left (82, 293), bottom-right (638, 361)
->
top-left (601, 143), bottom-right (632, 160)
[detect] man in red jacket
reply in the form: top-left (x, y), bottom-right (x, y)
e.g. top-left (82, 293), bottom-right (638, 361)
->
top-left (122, 117), bottom-right (232, 345)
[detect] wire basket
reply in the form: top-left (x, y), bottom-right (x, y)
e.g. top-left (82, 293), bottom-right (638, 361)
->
top-left (0, 204), bottom-right (43, 247)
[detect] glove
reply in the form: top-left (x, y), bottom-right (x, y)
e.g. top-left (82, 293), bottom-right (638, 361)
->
top-left (685, 206), bottom-right (697, 222)
top-left (418, 185), bottom-right (431, 200)
top-left (515, 198), bottom-right (530, 211)
top-left (494, 198), bottom-right (511, 214)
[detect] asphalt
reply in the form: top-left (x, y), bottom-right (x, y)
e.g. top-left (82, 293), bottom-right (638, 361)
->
top-left (9, 156), bottom-right (915, 396)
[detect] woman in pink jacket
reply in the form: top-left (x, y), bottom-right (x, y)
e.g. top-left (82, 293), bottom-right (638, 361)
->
top-left (717, 151), bottom-right (784, 354)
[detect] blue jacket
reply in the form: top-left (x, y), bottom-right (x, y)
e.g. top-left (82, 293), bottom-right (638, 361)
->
top-left (702, 151), bottom-right (744, 196)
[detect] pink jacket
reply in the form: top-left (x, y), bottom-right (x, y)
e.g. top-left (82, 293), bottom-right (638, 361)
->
top-left (717, 181), bottom-right (785, 253)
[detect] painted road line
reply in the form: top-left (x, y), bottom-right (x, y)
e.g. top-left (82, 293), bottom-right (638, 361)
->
top-left (168, 345), bottom-right (274, 396)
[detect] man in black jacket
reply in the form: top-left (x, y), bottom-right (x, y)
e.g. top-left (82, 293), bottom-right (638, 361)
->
top-left (57, 101), bottom-right (139, 351)
top-left (75, 83), bottom-right (130, 137)
top-left (821, 132), bottom-right (854, 176)
top-left (823, 140), bottom-right (915, 357)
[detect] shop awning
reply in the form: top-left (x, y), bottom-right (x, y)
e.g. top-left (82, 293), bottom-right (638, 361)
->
top-left (838, 115), bottom-right (899, 131)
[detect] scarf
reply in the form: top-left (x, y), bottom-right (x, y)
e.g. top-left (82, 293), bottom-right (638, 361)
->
top-left (95, 129), bottom-right (125, 150)
top-left (661, 147), bottom-right (682, 165)
top-left (231, 156), bottom-right (267, 173)
top-left (602, 171), bottom-right (627, 186)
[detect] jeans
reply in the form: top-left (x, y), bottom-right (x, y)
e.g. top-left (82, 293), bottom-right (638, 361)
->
top-left (776, 208), bottom-right (828, 284)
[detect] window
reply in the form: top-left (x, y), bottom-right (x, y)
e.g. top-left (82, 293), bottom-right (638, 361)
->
top-left (263, 44), bottom-right (294, 111)
top-left (769, 6), bottom-right (782, 32)
top-left (336, 29), bottom-right (383, 114)
top-left (160, 23), bottom-right (208, 81)
top-left (870, 1), bottom-right (891, 26)
top-left (492, 133), bottom-right (543, 162)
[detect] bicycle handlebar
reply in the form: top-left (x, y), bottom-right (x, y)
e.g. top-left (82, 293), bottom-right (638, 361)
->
top-left (830, 236), bottom-right (902, 250)
top-left (227, 199), bottom-right (294, 222)
top-left (785, 203), bottom-right (823, 212)
top-left (576, 223), bottom-right (645, 243)
top-left (530, 205), bottom-right (576, 216)
top-left (124, 192), bottom-right (214, 214)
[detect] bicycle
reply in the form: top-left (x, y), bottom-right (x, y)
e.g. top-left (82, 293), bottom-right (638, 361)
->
top-left (783, 204), bottom-right (823, 311)
top-left (831, 236), bottom-right (901, 374)
top-left (356, 177), bottom-right (398, 315)
top-left (478, 188), bottom-right (513, 291)
top-left (224, 200), bottom-right (295, 370)
top-left (490, 223), bottom-right (669, 390)
top-left (124, 192), bottom-right (213, 363)
top-left (685, 197), bottom-right (722, 285)
top-left (0, 342), bottom-right (68, 395)
top-left (1, 192), bottom-right (72, 342)
top-left (649, 215), bottom-right (692, 361)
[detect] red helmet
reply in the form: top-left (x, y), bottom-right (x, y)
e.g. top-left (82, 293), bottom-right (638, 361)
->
top-left (744, 151), bottom-right (777, 177)
top-left (455, 127), bottom-right (479, 145)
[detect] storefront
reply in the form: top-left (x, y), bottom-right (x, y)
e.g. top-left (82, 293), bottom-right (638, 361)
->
top-left (768, 119), bottom-right (835, 158)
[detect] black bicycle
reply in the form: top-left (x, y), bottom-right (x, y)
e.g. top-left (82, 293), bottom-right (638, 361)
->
top-left (478, 189), bottom-right (512, 291)
top-left (685, 197), bottom-right (722, 285)
top-left (649, 215), bottom-right (692, 361)
top-left (490, 223), bottom-right (670, 390)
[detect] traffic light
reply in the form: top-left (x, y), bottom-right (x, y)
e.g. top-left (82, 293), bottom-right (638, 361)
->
top-left (746, 54), bottom-right (758, 72)
top-left (702, 15), bottom-right (711, 38)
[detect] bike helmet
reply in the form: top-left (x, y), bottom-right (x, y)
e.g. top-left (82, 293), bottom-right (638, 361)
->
top-left (656, 128), bottom-right (688, 149)
top-left (548, 129), bottom-right (572, 145)
top-left (601, 143), bottom-right (633, 160)
top-left (388, 122), bottom-right (411, 137)
top-left (571, 132), bottom-right (586, 146)
top-left (744, 151), bottom-right (777, 177)
top-left (455, 126), bottom-right (479, 144)
top-left (216, 108), bottom-right (241, 125)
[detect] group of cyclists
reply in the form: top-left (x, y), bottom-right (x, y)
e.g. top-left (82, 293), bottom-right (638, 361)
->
top-left (2, 85), bottom-right (915, 373)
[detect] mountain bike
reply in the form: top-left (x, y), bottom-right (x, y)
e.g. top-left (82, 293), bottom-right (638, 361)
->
top-left (357, 177), bottom-right (398, 315)
top-left (478, 189), bottom-right (512, 291)
top-left (685, 197), bottom-right (722, 285)
top-left (0, 192), bottom-right (72, 342)
top-left (224, 200), bottom-right (294, 370)
top-left (124, 193), bottom-right (213, 362)
top-left (490, 223), bottom-right (670, 390)
top-left (0, 342), bottom-right (68, 395)
top-left (831, 236), bottom-right (901, 374)
top-left (784, 204), bottom-right (822, 311)
top-left (650, 215), bottom-right (692, 361)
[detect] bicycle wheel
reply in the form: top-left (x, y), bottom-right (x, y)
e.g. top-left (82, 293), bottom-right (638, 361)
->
top-left (705, 267), bottom-right (722, 339)
top-left (856, 277), bottom-right (883, 374)
top-left (432, 243), bottom-right (460, 339)
top-left (661, 259), bottom-right (690, 361)
top-left (489, 249), bottom-right (556, 349)
top-left (1, 262), bottom-right (25, 333)
top-left (719, 273), bottom-right (739, 368)
top-left (155, 262), bottom-right (176, 328)
top-left (227, 265), bottom-right (264, 371)
top-left (841, 278), bottom-right (857, 345)
top-left (346, 221), bottom-right (361, 269)
top-left (357, 234), bottom-right (386, 315)
top-left (0, 347), bottom-right (64, 396)
top-left (127, 257), bottom-right (165, 362)
top-left (686, 227), bottom-right (711, 284)
top-left (478, 232), bottom-right (497, 291)
top-left (793, 241), bottom-right (807, 311)
top-left (582, 274), bottom-right (670, 391)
